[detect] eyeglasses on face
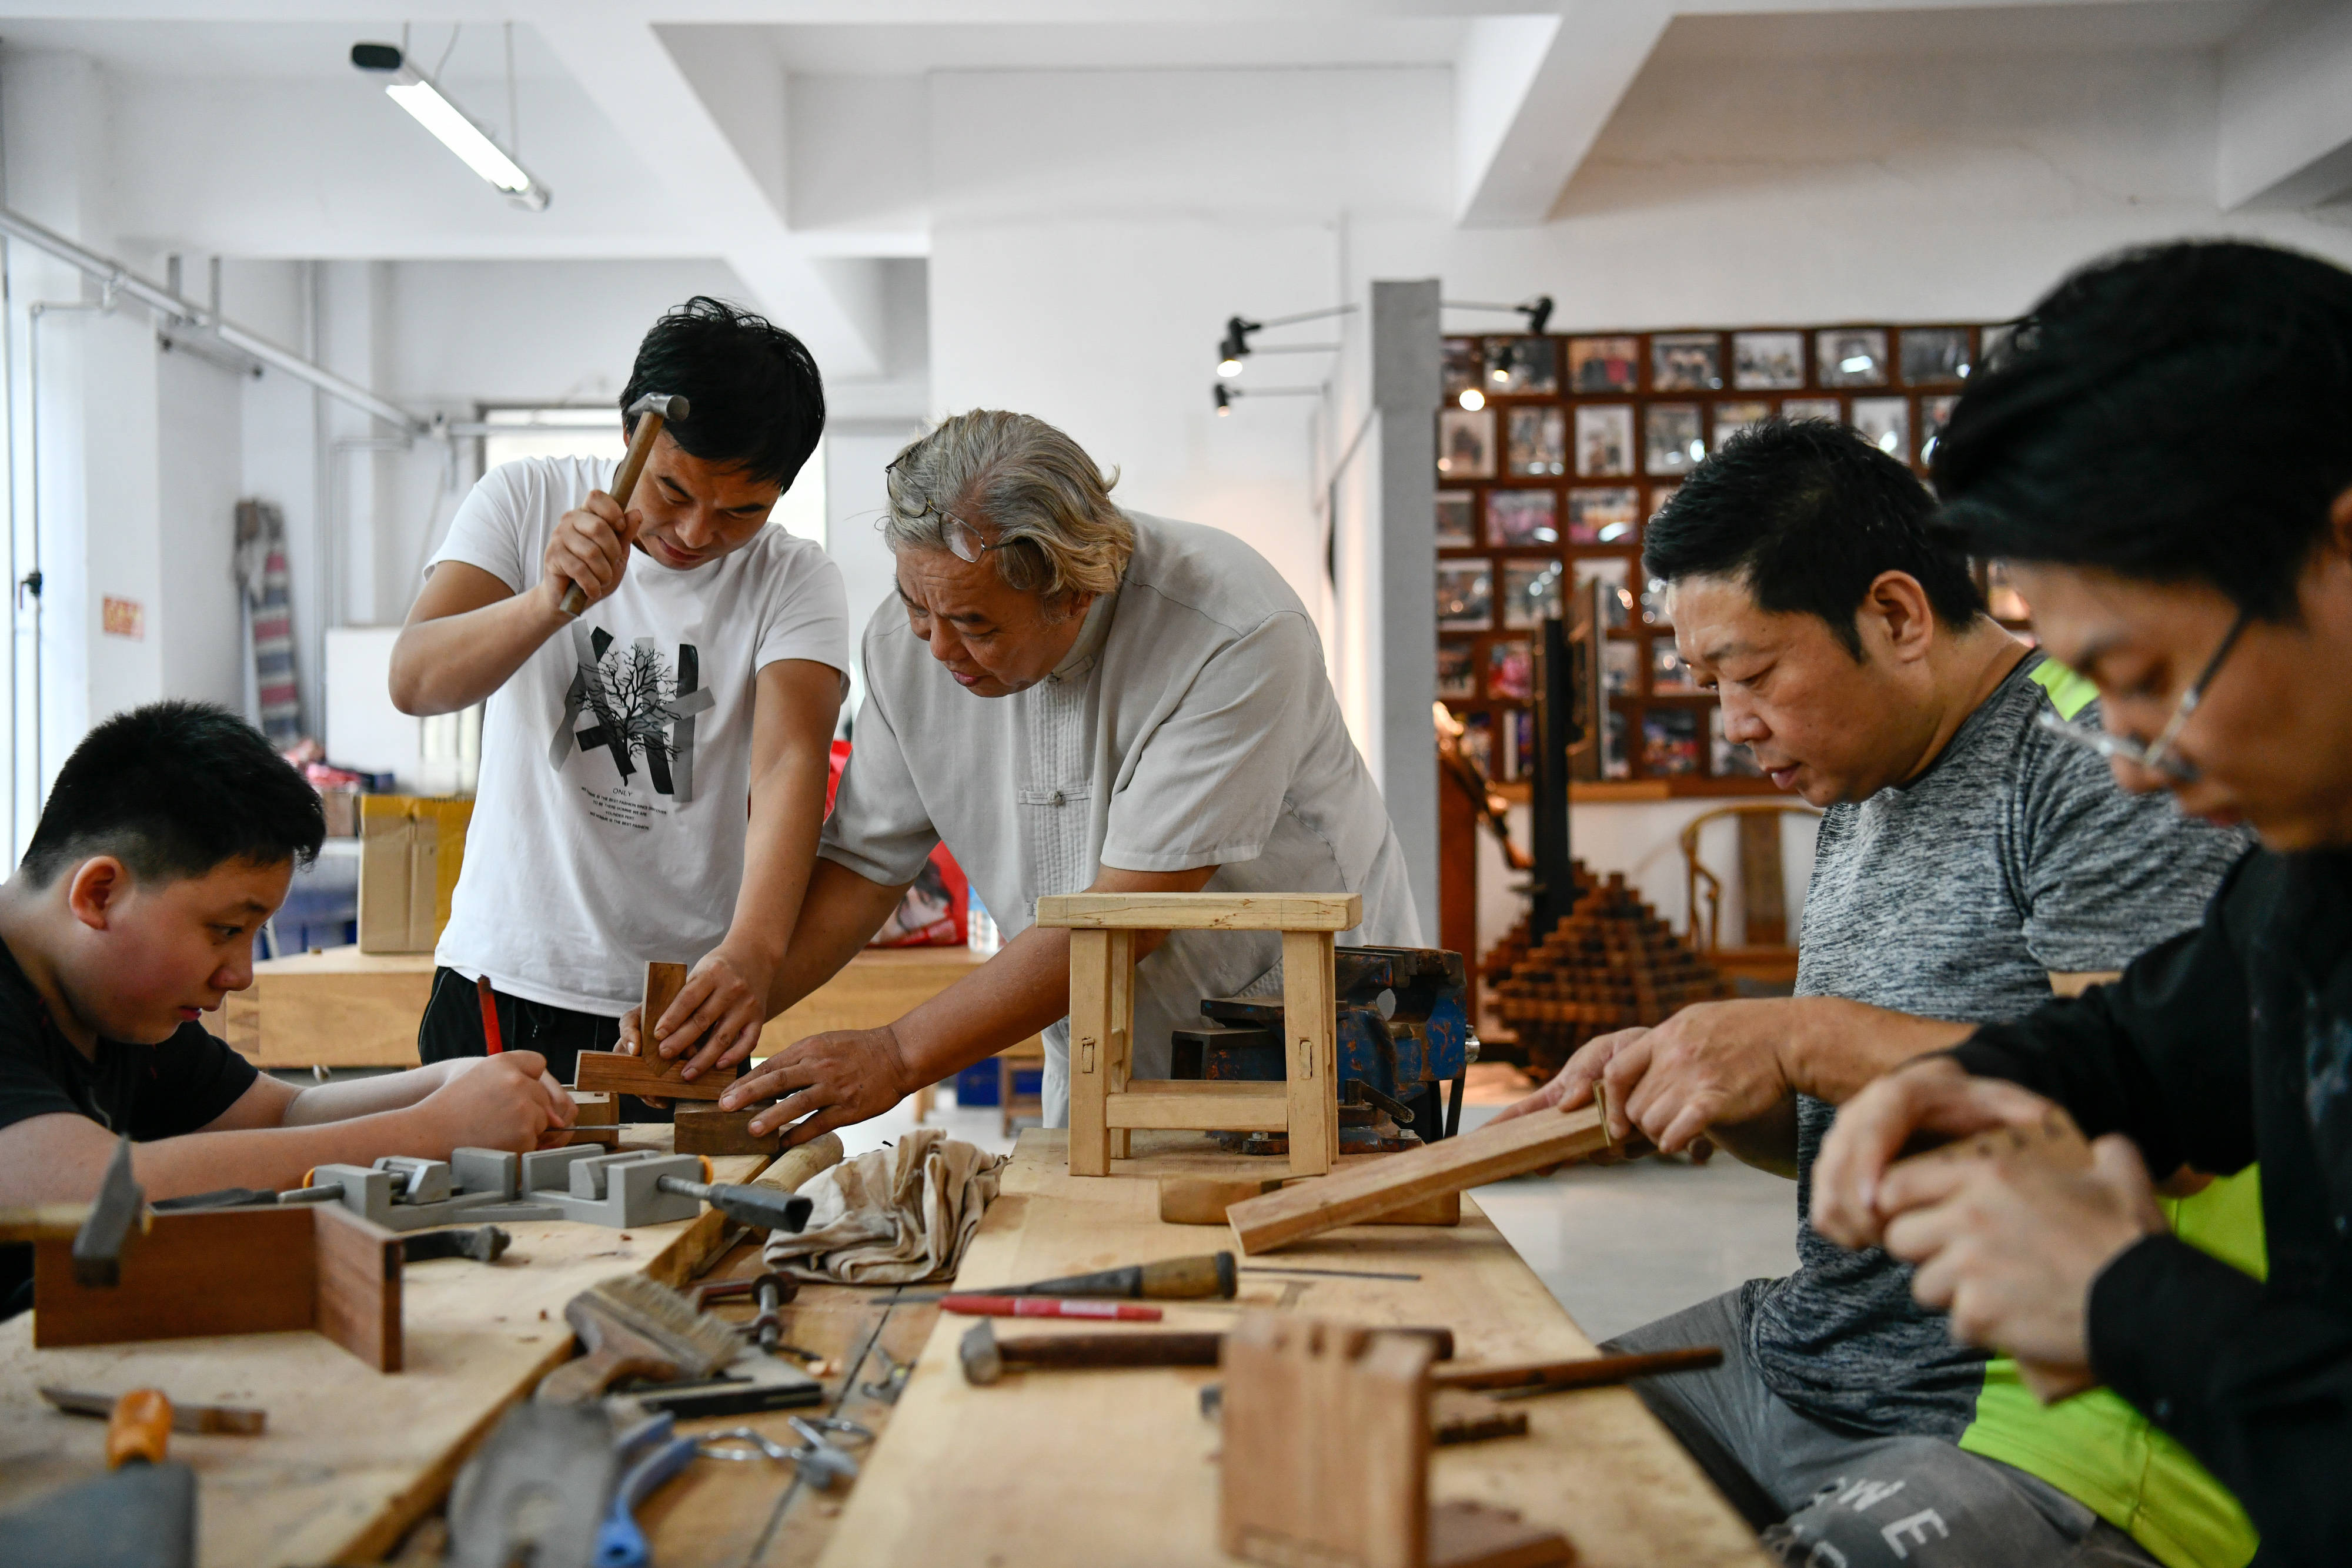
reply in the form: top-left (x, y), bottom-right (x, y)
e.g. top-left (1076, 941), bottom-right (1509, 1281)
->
top-left (2033, 606), bottom-right (2252, 784)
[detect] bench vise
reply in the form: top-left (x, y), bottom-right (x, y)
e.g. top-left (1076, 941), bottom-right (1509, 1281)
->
top-left (290, 1146), bottom-right (707, 1231)
top-left (1170, 945), bottom-right (1476, 1152)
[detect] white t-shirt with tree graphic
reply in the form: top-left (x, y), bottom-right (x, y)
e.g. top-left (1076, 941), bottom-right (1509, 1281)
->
top-left (427, 456), bottom-right (848, 1014)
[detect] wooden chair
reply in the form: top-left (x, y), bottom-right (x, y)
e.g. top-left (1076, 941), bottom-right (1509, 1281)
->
top-left (1035, 891), bottom-right (1361, 1178)
top-left (1678, 803), bottom-right (1820, 988)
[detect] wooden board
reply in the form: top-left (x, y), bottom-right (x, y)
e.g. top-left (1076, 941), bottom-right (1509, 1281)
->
top-left (1104, 1079), bottom-right (1289, 1132)
top-left (310, 1204), bottom-right (404, 1373)
top-left (810, 1129), bottom-right (1770, 1568)
top-left (0, 1134), bottom-right (770, 1568)
top-left (1282, 928), bottom-right (1340, 1175)
top-left (643, 961), bottom-right (688, 1038)
top-left (1159, 1174), bottom-right (1459, 1229)
top-left (33, 1209), bottom-right (321, 1349)
top-left (574, 1049), bottom-right (742, 1101)
top-left (1228, 1104), bottom-right (1612, 1255)
top-left (673, 1107), bottom-right (783, 1156)
top-left (1035, 891), bottom-right (1363, 931)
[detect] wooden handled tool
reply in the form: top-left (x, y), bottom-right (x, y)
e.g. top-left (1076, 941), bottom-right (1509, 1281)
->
top-left (536, 1274), bottom-right (740, 1406)
top-left (959, 1320), bottom-right (1225, 1385)
top-left (42, 1386), bottom-right (265, 1436)
top-left (1432, 1345), bottom-right (1723, 1396)
top-left (556, 393), bottom-right (689, 617)
top-left (960, 1251), bottom-right (1237, 1301)
top-left (107, 1389), bottom-right (173, 1469)
top-left (0, 1389), bottom-right (197, 1567)
top-left (941, 1296), bottom-right (1164, 1322)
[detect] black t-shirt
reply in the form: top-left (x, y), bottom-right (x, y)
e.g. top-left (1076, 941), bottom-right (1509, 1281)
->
top-left (0, 935), bottom-right (259, 1312)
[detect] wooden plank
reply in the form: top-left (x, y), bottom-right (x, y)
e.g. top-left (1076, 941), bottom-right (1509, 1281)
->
top-left (32, 1208), bottom-right (317, 1349)
top-left (0, 1135), bottom-right (771, 1568)
top-left (1281, 929), bottom-right (1340, 1177)
top-left (1227, 1104), bottom-right (1611, 1255)
top-left (673, 1107), bottom-right (783, 1156)
top-left (311, 1204), bottom-right (402, 1373)
top-left (1104, 1081), bottom-right (1289, 1132)
top-left (643, 960), bottom-right (689, 1039)
top-left (1035, 892), bottom-right (1364, 931)
top-left (1066, 928), bottom-right (1113, 1176)
top-left (573, 1049), bottom-right (742, 1101)
top-left (1158, 1174), bottom-right (1459, 1228)
top-left (1107, 929), bottom-right (1134, 1162)
top-left (810, 1129), bottom-right (1770, 1568)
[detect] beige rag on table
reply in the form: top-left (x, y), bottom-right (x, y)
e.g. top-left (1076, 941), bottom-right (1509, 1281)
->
top-left (760, 1127), bottom-right (1008, 1285)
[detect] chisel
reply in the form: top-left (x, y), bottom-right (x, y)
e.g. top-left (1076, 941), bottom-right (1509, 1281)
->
top-left (906, 1251), bottom-right (1236, 1303)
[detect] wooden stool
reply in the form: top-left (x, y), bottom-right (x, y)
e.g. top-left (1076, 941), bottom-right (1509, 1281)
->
top-left (1034, 891), bottom-right (1361, 1178)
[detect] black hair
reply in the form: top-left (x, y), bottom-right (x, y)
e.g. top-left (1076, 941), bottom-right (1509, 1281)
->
top-left (1933, 240), bottom-right (2352, 621)
top-left (1643, 418), bottom-right (1986, 657)
top-left (622, 296), bottom-right (826, 491)
top-left (19, 701), bottom-right (325, 888)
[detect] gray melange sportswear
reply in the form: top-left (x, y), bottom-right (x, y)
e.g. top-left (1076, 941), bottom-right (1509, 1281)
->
top-left (1743, 651), bottom-right (2251, 1437)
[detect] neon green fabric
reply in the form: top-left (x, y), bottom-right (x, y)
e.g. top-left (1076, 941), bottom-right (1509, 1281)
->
top-left (2026, 656), bottom-right (2103, 723)
top-left (1958, 1168), bottom-right (2265, 1567)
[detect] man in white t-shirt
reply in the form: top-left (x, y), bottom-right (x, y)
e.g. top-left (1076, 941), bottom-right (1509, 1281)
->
top-left (390, 297), bottom-right (848, 1093)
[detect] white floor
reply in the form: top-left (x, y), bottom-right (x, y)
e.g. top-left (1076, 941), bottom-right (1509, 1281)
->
top-left (857, 1092), bottom-right (1800, 1345)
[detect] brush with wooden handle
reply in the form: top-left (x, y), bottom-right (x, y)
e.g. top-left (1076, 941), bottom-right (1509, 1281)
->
top-left (555, 392), bottom-right (688, 617)
top-left (536, 1273), bottom-right (741, 1406)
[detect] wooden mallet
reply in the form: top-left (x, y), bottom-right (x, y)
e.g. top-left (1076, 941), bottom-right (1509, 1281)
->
top-left (556, 391), bottom-right (689, 617)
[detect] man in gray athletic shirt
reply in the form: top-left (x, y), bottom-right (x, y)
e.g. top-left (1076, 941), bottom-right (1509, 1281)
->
top-left (1497, 422), bottom-right (2258, 1568)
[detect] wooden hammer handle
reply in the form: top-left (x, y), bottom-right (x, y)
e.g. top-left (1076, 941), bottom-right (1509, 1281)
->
top-left (556, 411), bottom-right (670, 617)
top-left (106, 1389), bottom-right (172, 1468)
top-left (1431, 1345), bottom-right (1723, 1392)
top-left (1000, 1331), bottom-right (1226, 1370)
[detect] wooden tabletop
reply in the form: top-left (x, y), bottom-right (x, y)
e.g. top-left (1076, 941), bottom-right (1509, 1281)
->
top-left (0, 1134), bottom-right (768, 1567)
top-left (812, 1131), bottom-right (1770, 1568)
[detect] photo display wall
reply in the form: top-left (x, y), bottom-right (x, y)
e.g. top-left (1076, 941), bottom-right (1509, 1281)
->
top-left (1435, 322), bottom-right (1988, 791)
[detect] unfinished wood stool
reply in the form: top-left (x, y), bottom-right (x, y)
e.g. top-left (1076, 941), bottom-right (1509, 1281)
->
top-left (1034, 891), bottom-right (1360, 1178)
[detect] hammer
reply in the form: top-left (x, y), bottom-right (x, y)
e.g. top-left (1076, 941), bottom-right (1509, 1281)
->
top-left (957, 1320), bottom-right (1458, 1386)
top-left (73, 1136), bottom-right (146, 1288)
top-left (556, 391), bottom-right (690, 617)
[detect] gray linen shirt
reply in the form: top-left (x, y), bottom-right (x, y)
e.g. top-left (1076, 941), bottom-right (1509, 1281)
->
top-left (819, 511), bottom-right (1422, 1125)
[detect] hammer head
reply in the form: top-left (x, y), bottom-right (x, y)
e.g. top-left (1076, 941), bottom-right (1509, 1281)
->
top-left (958, 1319), bottom-right (1003, 1386)
top-left (71, 1136), bottom-right (146, 1288)
top-left (624, 392), bottom-right (689, 427)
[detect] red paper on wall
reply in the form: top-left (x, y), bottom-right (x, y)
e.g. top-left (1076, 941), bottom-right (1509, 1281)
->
top-left (829, 739), bottom-right (970, 947)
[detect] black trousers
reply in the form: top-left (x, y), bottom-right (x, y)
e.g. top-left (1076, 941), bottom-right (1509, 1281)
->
top-left (417, 967), bottom-right (671, 1122)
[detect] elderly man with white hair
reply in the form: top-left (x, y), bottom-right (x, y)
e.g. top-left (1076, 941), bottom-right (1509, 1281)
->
top-left (630, 409), bottom-right (1419, 1142)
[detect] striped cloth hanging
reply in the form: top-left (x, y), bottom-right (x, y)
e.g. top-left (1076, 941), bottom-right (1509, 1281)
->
top-left (233, 499), bottom-right (303, 746)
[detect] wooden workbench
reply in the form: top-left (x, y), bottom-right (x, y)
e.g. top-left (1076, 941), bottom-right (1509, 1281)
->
top-left (0, 1134), bottom-right (770, 1566)
top-left (811, 1131), bottom-right (1770, 1568)
top-left (209, 945), bottom-right (1002, 1069)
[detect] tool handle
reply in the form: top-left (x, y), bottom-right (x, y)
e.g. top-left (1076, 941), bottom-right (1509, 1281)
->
top-left (1001, 1330), bottom-right (1226, 1369)
top-left (943, 1295), bottom-right (1163, 1322)
top-left (557, 412), bottom-right (667, 617)
top-left (1430, 1345), bottom-right (1723, 1392)
top-left (701, 1182), bottom-right (813, 1233)
top-left (107, 1389), bottom-right (172, 1469)
top-left (1139, 1252), bottom-right (1237, 1299)
top-left (594, 1432), bottom-right (699, 1568)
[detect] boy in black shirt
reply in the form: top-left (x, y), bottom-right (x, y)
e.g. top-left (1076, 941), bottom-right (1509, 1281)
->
top-left (0, 703), bottom-right (573, 1314)
top-left (1813, 240), bottom-right (2352, 1564)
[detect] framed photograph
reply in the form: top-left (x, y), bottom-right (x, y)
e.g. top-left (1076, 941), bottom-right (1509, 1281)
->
top-left (1568, 335), bottom-right (1641, 394)
top-left (1651, 332), bottom-right (1724, 392)
top-left (1502, 559), bottom-right (1566, 630)
top-left (1652, 644), bottom-right (1699, 695)
top-left (1486, 488), bottom-right (1559, 547)
top-left (1900, 326), bottom-right (1971, 386)
top-left (1782, 396), bottom-right (1842, 423)
top-left (1710, 707), bottom-right (1763, 777)
top-left (1442, 337), bottom-right (1482, 400)
top-left (1485, 336), bottom-right (1559, 396)
top-left (1486, 639), bottom-right (1535, 702)
top-left (1918, 394), bottom-right (1960, 464)
top-left (1435, 490), bottom-right (1478, 549)
top-left (1436, 638), bottom-right (1476, 700)
top-left (1649, 484), bottom-right (1681, 524)
top-left (1851, 396), bottom-right (1910, 459)
top-left (1816, 327), bottom-right (1889, 387)
top-left (1713, 399), bottom-right (1775, 446)
top-left (1642, 707), bottom-right (1702, 777)
top-left (1575, 404), bottom-right (1635, 477)
top-left (1506, 406), bottom-right (1567, 476)
top-left (1461, 713), bottom-right (1493, 777)
top-left (1646, 403), bottom-right (1705, 476)
top-left (1436, 408), bottom-right (1496, 480)
top-left (1602, 641), bottom-right (1640, 695)
top-left (1436, 563), bottom-right (1492, 630)
top-left (1576, 556), bottom-right (1632, 631)
top-left (1733, 330), bottom-right (1806, 390)
top-left (1566, 486), bottom-right (1640, 545)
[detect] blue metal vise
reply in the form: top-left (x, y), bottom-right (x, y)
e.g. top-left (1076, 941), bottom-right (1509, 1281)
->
top-left (1169, 946), bottom-right (1474, 1150)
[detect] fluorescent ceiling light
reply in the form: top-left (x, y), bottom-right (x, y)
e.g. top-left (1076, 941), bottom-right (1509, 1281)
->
top-left (352, 42), bottom-right (550, 212)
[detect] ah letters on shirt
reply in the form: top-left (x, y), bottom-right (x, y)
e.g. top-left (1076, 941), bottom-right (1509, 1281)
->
top-left (1745, 652), bottom-right (2253, 1437)
top-left (427, 456), bottom-right (848, 1015)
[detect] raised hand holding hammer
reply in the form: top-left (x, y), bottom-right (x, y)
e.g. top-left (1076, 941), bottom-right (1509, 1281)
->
top-left (550, 392), bottom-right (689, 617)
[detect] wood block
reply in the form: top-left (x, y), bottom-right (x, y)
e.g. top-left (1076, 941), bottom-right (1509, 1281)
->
top-left (1067, 928), bottom-right (1114, 1177)
top-left (673, 1106), bottom-right (783, 1156)
top-left (312, 1203), bottom-right (403, 1373)
top-left (1036, 891), bottom-right (1364, 931)
top-left (572, 1050), bottom-right (740, 1101)
top-left (1425, 1501), bottom-right (1575, 1568)
top-left (570, 1091), bottom-right (619, 1126)
top-left (1281, 930), bottom-right (1339, 1176)
top-left (1227, 1104), bottom-right (1609, 1255)
top-left (33, 1208), bottom-right (317, 1349)
top-left (1159, 1175), bottom-right (1458, 1228)
top-left (1105, 1081), bottom-right (1289, 1132)
top-left (643, 961), bottom-right (688, 1037)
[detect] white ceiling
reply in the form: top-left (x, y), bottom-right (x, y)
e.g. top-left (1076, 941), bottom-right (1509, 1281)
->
top-left (760, 19), bottom-right (1474, 74)
top-left (1660, 0), bottom-right (2266, 61)
top-left (0, 18), bottom-right (574, 80)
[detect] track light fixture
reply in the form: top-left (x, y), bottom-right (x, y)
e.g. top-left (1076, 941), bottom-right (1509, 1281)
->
top-left (1213, 383), bottom-right (1324, 416)
top-left (1218, 316), bottom-right (1260, 377)
top-left (352, 41), bottom-right (550, 210)
top-left (1444, 294), bottom-right (1556, 336)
